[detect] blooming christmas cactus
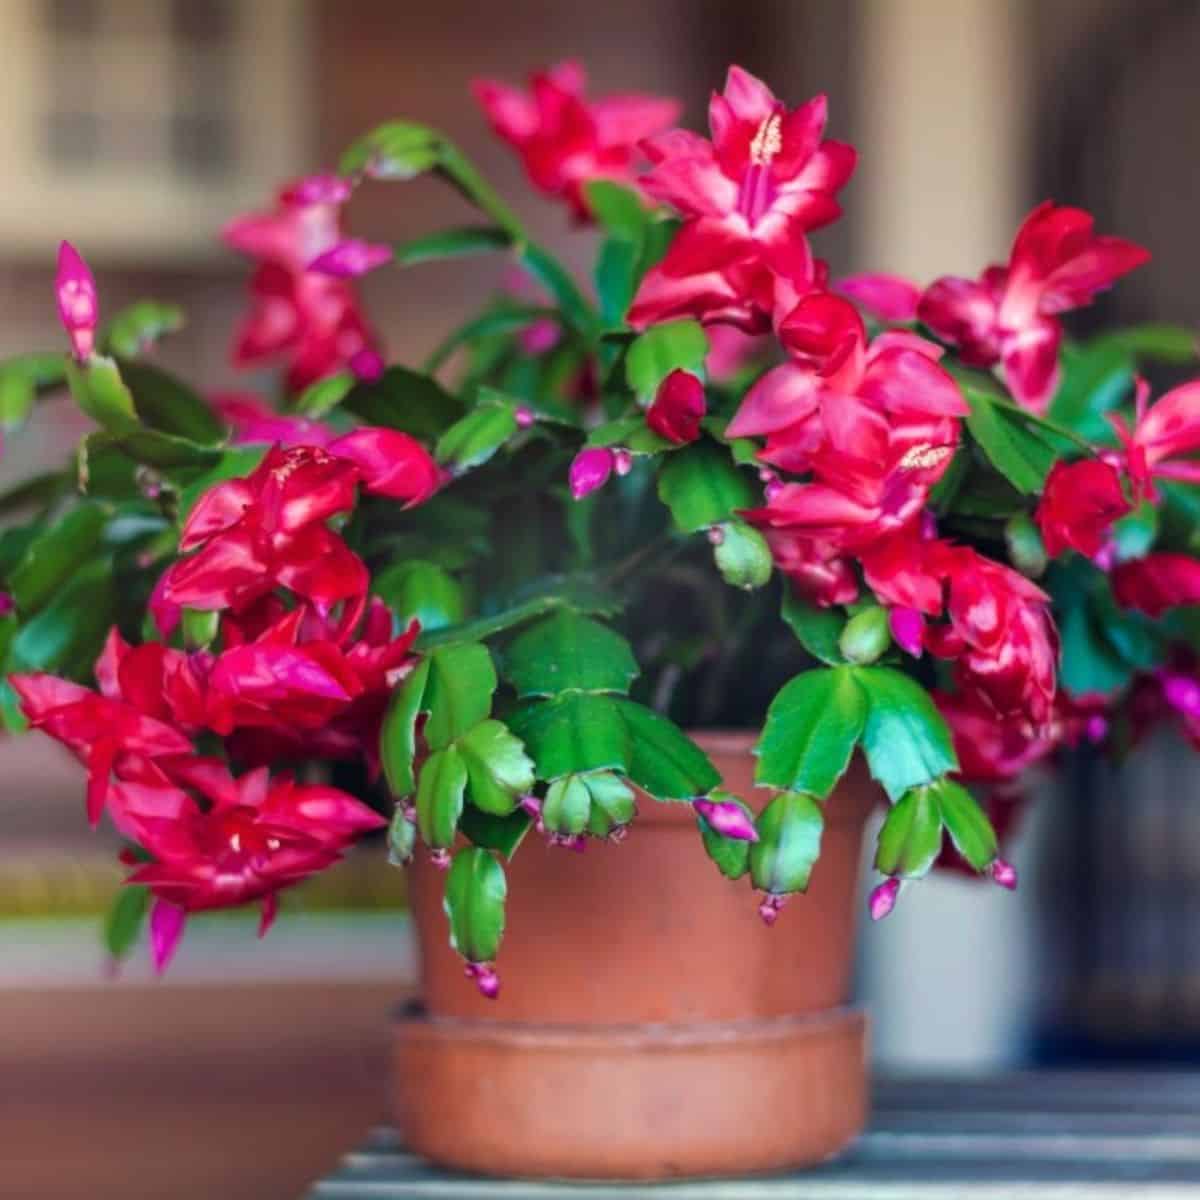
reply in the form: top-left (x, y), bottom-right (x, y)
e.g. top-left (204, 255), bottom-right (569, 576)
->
top-left (3, 62), bottom-right (1199, 993)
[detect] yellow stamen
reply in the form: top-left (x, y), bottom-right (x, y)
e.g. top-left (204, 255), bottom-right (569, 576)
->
top-left (749, 114), bottom-right (782, 166)
top-left (899, 444), bottom-right (952, 471)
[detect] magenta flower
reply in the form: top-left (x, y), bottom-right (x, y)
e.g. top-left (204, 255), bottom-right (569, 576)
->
top-left (1110, 378), bottom-right (1200, 503)
top-left (919, 202), bottom-right (1149, 411)
top-left (646, 369), bottom-right (706, 445)
top-left (1035, 459), bottom-right (1130, 559)
top-left (56, 241), bottom-right (99, 360)
top-left (472, 60), bottom-right (679, 222)
top-left (308, 237), bottom-right (393, 279)
top-left (214, 393), bottom-right (338, 449)
top-left (1112, 553), bottom-right (1200, 616)
top-left (569, 447), bottom-right (616, 499)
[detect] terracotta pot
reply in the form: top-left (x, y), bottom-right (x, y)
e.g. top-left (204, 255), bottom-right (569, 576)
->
top-left (394, 732), bottom-right (876, 1180)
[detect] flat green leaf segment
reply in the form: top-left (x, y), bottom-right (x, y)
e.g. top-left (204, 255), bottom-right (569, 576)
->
top-left (502, 610), bottom-right (638, 697)
top-left (750, 792), bottom-right (824, 894)
top-left (508, 692), bottom-right (630, 779)
top-left (657, 440), bottom-right (757, 533)
top-left (875, 778), bottom-right (998, 879)
top-left (780, 590), bottom-right (847, 664)
top-left (626, 319), bottom-right (708, 398)
top-left (443, 847), bottom-right (506, 963)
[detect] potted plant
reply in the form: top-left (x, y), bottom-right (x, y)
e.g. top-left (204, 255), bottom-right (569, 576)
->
top-left (4, 60), bottom-right (1198, 1180)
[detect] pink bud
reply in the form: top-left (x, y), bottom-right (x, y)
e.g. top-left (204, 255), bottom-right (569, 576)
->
top-left (707, 525), bottom-right (725, 546)
top-left (757, 893), bottom-right (786, 926)
top-left (56, 241), bottom-right (98, 360)
top-left (757, 466), bottom-right (777, 484)
top-left (1162, 674), bottom-right (1200, 720)
top-left (402, 803), bottom-right (418, 825)
top-left (308, 238), bottom-right (393, 279)
top-left (694, 798), bottom-right (759, 842)
top-left (889, 607), bottom-right (925, 658)
top-left (514, 405), bottom-right (536, 429)
top-left (0, 591), bottom-right (14, 616)
top-left (518, 317), bottom-right (562, 356)
top-left (149, 897), bottom-right (186, 974)
top-left (1083, 714), bottom-right (1108, 744)
top-left (764, 478), bottom-right (785, 502)
top-left (919, 510), bottom-right (939, 541)
top-left (613, 448), bottom-right (634, 476)
top-left (281, 173), bottom-right (354, 207)
top-left (548, 833), bottom-right (587, 852)
top-left (569, 447), bottom-right (614, 500)
top-left (465, 961), bottom-right (500, 999)
top-left (608, 825), bottom-right (629, 845)
top-left (868, 878), bottom-right (901, 921)
top-left (349, 348), bottom-right (385, 382)
top-left (990, 858), bottom-right (1018, 891)
top-left (429, 848), bottom-right (452, 870)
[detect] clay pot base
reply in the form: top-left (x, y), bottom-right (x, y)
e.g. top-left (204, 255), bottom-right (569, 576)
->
top-left (393, 1005), bottom-right (868, 1181)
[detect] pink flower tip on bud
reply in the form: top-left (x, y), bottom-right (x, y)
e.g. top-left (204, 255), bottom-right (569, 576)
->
top-left (56, 240), bottom-right (98, 360)
top-left (764, 478), bottom-right (785, 503)
top-left (694, 798), bottom-right (759, 842)
top-left (613, 448), bottom-right (633, 476)
top-left (889, 607), bottom-right (925, 658)
top-left (281, 173), bottom-right (354, 207)
top-left (990, 858), bottom-right (1018, 891)
top-left (465, 961), bottom-right (500, 999)
top-left (514, 405), bottom-right (536, 429)
top-left (0, 591), bottom-right (14, 616)
top-left (869, 877), bottom-right (901, 921)
top-left (308, 238), bottom-right (393, 279)
top-left (349, 348), bottom-right (385, 382)
top-left (569, 447), bottom-right (614, 500)
top-left (429, 847), bottom-right (452, 871)
top-left (757, 893), bottom-right (787, 926)
top-left (706, 525), bottom-right (725, 546)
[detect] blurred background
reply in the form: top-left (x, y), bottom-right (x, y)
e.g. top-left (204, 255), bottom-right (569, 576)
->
top-left (2, 1), bottom-right (1199, 1197)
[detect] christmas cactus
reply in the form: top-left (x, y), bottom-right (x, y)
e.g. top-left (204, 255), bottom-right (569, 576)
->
top-left (4, 62), bottom-right (1198, 992)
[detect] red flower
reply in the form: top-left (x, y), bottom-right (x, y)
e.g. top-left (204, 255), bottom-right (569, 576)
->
top-left (646, 369), bottom-right (706, 444)
top-left (213, 393), bottom-right (337, 449)
top-left (936, 690), bottom-right (1056, 784)
top-left (224, 177), bottom-right (384, 392)
top-left (1035, 458), bottom-right (1130, 559)
top-left (1109, 378), bottom-right (1200, 502)
top-left (472, 61), bottom-right (679, 221)
top-left (837, 273), bottom-right (920, 323)
top-left (1112, 553), bottom-right (1200, 616)
top-left (327, 428), bottom-right (443, 507)
top-left (919, 202), bottom-right (1149, 412)
top-left (629, 67), bottom-right (852, 330)
top-left (768, 533), bottom-right (858, 607)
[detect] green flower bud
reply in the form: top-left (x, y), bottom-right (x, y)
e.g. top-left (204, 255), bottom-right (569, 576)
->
top-left (838, 605), bottom-right (891, 664)
top-left (1005, 513), bottom-right (1046, 578)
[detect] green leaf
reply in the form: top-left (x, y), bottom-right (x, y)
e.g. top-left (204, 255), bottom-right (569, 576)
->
top-left (754, 667), bottom-right (866, 796)
top-left (387, 805), bottom-right (416, 866)
top-left (435, 399), bottom-right (519, 472)
top-left (1099, 323), bottom-right (1197, 365)
top-left (416, 745), bottom-right (468, 848)
top-left (780, 589), bottom-right (848, 664)
top-left (181, 607), bottom-right (220, 650)
top-left (934, 779), bottom-right (997, 871)
top-left (517, 242), bottom-right (597, 336)
top-left (341, 365), bottom-right (465, 438)
top-left (424, 643), bottom-right (497, 749)
top-left (393, 225), bottom-right (511, 267)
top-left (1057, 591), bottom-right (1134, 695)
top-left (855, 667), bottom-right (958, 801)
top-left (372, 560), bottom-right (465, 632)
top-left (583, 180), bottom-right (650, 243)
top-left (65, 355), bottom-right (139, 432)
top-left (8, 503), bottom-right (107, 614)
top-left (444, 847), bottom-right (507, 963)
top-left (750, 792), bottom-right (824, 894)
top-left (0, 353), bottom-right (66, 429)
top-left (713, 519), bottom-right (772, 590)
top-left (458, 719), bottom-right (535, 815)
top-left (424, 306), bottom-right (556, 375)
top-left (103, 885), bottom-right (149, 960)
top-left (9, 557), bottom-right (117, 678)
top-left (80, 429), bottom-right (221, 479)
top-left (103, 301), bottom-right (185, 358)
top-left (964, 383), bottom-right (1060, 493)
top-left (340, 119), bottom-right (444, 181)
top-left (583, 772), bottom-right (637, 836)
top-left (295, 371), bottom-right (355, 418)
top-left (381, 659), bottom-right (431, 797)
top-left (509, 692), bottom-right (630, 780)
top-left (542, 775), bottom-right (592, 835)
top-left (612, 699), bottom-right (720, 798)
top-left (875, 786), bottom-right (943, 878)
top-left (657, 440), bottom-right (756, 533)
top-left (626, 319), bottom-right (708, 399)
top-left (697, 789), bottom-right (754, 879)
top-left (459, 807), bottom-right (532, 859)
top-left (594, 239), bottom-right (639, 328)
top-left (502, 610), bottom-right (638, 698)
top-left (1048, 340), bottom-right (1134, 444)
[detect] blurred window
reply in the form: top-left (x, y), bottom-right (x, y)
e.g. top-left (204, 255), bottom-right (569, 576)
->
top-left (0, 0), bottom-right (311, 259)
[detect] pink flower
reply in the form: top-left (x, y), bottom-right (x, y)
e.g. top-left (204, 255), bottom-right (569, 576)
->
top-left (327, 427), bottom-right (443, 507)
top-left (645, 369), bottom-right (705, 445)
top-left (837, 273), bottom-right (920, 323)
top-left (919, 202), bottom-right (1149, 411)
top-left (224, 179), bottom-right (383, 392)
top-left (472, 60), bottom-right (679, 221)
top-left (1109, 378), bottom-right (1200, 502)
top-left (308, 237), bottom-right (393, 279)
top-left (1112, 553), bottom-right (1200, 616)
top-left (767, 534), bottom-right (858, 607)
top-left (213, 393), bottom-right (338, 449)
top-left (630, 67), bottom-right (853, 330)
top-left (56, 241), bottom-right (99, 360)
top-left (1035, 459), bottom-right (1130, 559)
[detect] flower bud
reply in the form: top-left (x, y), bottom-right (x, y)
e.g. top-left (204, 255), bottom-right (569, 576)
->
top-left (757, 893), bottom-right (786, 926)
top-left (349, 348), bottom-right (384, 382)
top-left (839, 605), bottom-right (892, 665)
top-left (464, 961), bottom-right (501, 999)
top-left (868, 877), bottom-right (901, 921)
top-left (990, 858), bottom-right (1018, 890)
top-left (694, 797), bottom-right (759, 842)
top-left (1005, 514), bottom-right (1047, 579)
top-left (0, 591), bottom-right (13, 616)
top-left (514, 405), bottom-right (536, 429)
top-left (282, 173), bottom-right (354, 206)
top-left (613, 448), bottom-right (633, 476)
top-left (429, 847), bottom-right (452, 870)
top-left (706, 525), bottom-right (725, 546)
top-left (56, 241), bottom-right (98, 360)
top-left (568, 447), bottom-right (614, 500)
top-left (889, 606), bottom-right (924, 658)
top-left (308, 237), bottom-right (393, 279)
